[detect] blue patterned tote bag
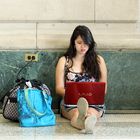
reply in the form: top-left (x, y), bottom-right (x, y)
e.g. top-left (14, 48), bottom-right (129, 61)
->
top-left (17, 88), bottom-right (56, 127)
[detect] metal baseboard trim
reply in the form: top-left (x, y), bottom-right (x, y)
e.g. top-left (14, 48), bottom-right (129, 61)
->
top-left (106, 110), bottom-right (140, 114)
top-left (1, 109), bottom-right (140, 114)
top-left (53, 109), bottom-right (140, 114)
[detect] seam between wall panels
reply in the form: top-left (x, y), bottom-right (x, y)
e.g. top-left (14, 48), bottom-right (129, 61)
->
top-left (0, 20), bottom-right (137, 23)
top-left (35, 22), bottom-right (38, 51)
top-left (94, 0), bottom-right (96, 23)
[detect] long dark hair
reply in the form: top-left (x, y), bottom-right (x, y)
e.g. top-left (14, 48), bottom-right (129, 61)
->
top-left (64, 25), bottom-right (101, 81)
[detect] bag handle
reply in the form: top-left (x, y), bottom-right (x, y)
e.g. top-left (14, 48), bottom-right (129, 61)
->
top-left (24, 89), bottom-right (48, 117)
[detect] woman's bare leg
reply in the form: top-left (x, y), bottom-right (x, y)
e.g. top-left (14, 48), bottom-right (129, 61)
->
top-left (71, 98), bottom-right (88, 129)
top-left (61, 98), bottom-right (103, 131)
top-left (82, 107), bottom-right (103, 134)
top-left (61, 98), bottom-right (88, 129)
top-left (61, 106), bottom-right (83, 129)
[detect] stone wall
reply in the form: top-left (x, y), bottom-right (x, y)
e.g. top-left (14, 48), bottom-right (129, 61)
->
top-left (0, 0), bottom-right (140, 112)
top-left (0, 0), bottom-right (139, 50)
top-left (0, 51), bottom-right (140, 112)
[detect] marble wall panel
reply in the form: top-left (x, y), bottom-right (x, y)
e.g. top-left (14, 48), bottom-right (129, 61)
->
top-left (0, 23), bottom-right (36, 49)
top-left (0, 51), bottom-right (140, 111)
top-left (0, 23), bottom-right (140, 50)
top-left (103, 51), bottom-right (140, 110)
top-left (37, 23), bottom-right (140, 50)
top-left (0, 0), bottom-right (94, 21)
top-left (37, 23), bottom-right (95, 50)
top-left (46, 0), bottom-right (94, 20)
top-left (95, 0), bottom-right (139, 22)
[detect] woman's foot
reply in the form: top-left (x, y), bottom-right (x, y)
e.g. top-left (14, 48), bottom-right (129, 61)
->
top-left (71, 97), bottom-right (88, 129)
top-left (81, 115), bottom-right (97, 134)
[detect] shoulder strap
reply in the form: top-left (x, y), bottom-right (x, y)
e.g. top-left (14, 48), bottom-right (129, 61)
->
top-left (24, 89), bottom-right (49, 116)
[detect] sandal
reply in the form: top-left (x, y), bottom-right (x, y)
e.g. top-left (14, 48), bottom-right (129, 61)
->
top-left (76, 97), bottom-right (88, 129)
top-left (82, 114), bottom-right (97, 134)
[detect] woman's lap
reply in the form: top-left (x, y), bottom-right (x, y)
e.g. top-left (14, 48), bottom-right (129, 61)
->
top-left (60, 99), bottom-right (105, 119)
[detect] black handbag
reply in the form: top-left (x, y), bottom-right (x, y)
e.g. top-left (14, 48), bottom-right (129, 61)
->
top-left (2, 85), bottom-right (19, 121)
top-left (2, 77), bottom-right (50, 122)
top-left (1, 62), bottom-right (32, 121)
top-left (1, 61), bottom-right (46, 122)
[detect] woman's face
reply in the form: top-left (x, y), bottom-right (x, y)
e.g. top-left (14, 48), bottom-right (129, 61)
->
top-left (74, 35), bottom-right (89, 55)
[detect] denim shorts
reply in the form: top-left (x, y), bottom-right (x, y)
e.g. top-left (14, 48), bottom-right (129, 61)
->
top-left (60, 99), bottom-right (106, 117)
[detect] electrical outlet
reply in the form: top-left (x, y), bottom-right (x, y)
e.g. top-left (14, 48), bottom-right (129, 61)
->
top-left (25, 53), bottom-right (38, 62)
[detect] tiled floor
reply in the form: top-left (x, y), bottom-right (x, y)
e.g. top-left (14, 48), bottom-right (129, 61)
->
top-left (0, 114), bottom-right (140, 140)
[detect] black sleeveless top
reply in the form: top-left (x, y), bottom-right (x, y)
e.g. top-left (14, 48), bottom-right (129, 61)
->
top-left (63, 57), bottom-right (105, 114)
top-left (65, 57), bottom-right (95, 82)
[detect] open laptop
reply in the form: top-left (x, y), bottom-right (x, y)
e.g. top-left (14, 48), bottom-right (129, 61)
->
top-left (64, 82), bottom-right (106, 106)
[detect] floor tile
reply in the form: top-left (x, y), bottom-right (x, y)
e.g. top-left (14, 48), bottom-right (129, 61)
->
top-left (0, 114), bottom-right (140, 140)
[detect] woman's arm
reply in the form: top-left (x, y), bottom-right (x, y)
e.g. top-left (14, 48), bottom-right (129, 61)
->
top-left (98, 55), bottom-right (107, 94)
top-left (55, 56), bottom-right (66, 97)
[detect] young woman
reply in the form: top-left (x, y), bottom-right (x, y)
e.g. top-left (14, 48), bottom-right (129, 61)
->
top-left (55, 25), bottom-right (107, 134)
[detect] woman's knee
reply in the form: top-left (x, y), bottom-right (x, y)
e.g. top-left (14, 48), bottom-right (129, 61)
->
top-left (61, 107), bottom-right (79, 120)
top-left (87, 108), bottom-right (100, 118)
top-left (69, 108), bottom-right (79, 118)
